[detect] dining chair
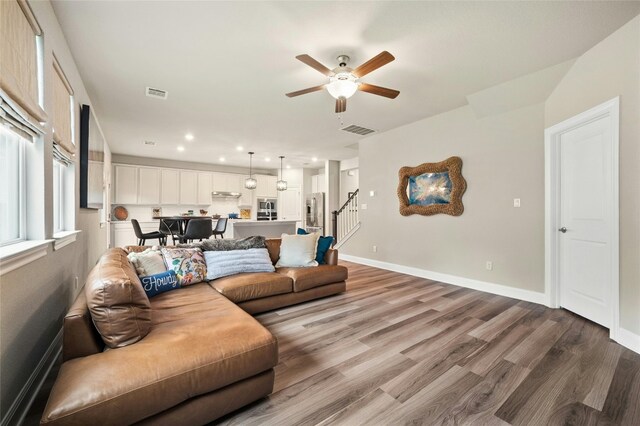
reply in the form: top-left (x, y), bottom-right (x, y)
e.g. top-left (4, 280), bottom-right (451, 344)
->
top-left (177, 218), bottom-right (213, 243)
top-left (159, 219), bottom-right (181, 246)
top-left (132, 219), bottom-right (166, 246)
top-left (211, 218), bottom-right (228, 239)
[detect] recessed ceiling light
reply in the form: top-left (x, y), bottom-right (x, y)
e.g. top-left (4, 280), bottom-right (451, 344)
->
top-left (312, 157), bottom-right (318, 162)
top-left (177, 146), bottom-right (185, 152)
top-left (265, 157), bottom-right (271, 162)
top-left (185, 133), bottom-right (194, 141)
top-left (286, 165), bottom-right (291, 169)
top-left (219, 157), bottom-right (225, 162)
top-left (236, 146), bottom-right (244, 151)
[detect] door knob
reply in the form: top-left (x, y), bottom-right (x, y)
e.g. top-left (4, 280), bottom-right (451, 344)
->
top-left (559, 227), bottom-right (567, 233)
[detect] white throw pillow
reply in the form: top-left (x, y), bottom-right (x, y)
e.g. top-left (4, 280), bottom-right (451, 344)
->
top-left (204, 248), bottom-right (275, 280)
top-left (127, 249), bottom-right (167, 276)
top-left (275, 233), bottom-right (320, 268)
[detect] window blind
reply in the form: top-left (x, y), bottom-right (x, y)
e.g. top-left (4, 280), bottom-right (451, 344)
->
top-left (53, 142), bottom-right (73, 166)
top-left (0, 91), bottom-right (44, 142)
top-left (0, 0), bottom-right (47, 124)
top-left (52, 56), bottom-right (74, 154)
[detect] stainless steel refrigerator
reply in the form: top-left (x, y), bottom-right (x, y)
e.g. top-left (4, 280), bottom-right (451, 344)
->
top-left (305, 192), bottom-right (325, 235)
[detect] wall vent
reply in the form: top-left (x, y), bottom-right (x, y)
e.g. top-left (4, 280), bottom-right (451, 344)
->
top-left (341, 124), bottom-right (375, 136)
top-left (145, 87), bottom-right (168, 99)
top-left (143, 140), bottom-right (156, 146)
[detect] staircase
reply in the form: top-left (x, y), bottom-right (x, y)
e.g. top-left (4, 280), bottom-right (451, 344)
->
top-left (331, 189), bottom-right (360, 248)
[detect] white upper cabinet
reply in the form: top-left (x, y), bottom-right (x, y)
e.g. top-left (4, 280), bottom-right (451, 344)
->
top-left (138, 167), bottom-right (160, 205)
top-left (114, 165), bottom-right (138, 204)
top-left (160, 169), bottom-right (179, 205)
top-left (213, 173), bottom-right (241, 193)
top-left (179, 170), bottom-right (198, 205)
top-left (238, 175), bottom-right (253, 207)
top-left (256, 175), bottom-right (277, 198)
top-left (311, 174), bottom-right (326, 193)
top-left (197, 172), bottom-right (213, 205)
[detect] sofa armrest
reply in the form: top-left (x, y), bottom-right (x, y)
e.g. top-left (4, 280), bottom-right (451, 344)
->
top-left (325, 248), bottom-right (338, 265)
top-left (63, 291), bottom-right (104, 362)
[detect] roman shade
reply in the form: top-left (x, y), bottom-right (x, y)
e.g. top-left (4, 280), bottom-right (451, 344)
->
top-left (52, 56), bottom-right (75, 154)
top-left (0, 0), bottom-right (47, 124)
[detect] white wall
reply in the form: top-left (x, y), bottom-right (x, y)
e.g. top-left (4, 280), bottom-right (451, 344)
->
top-left (341, 102), bottom-right (546, 293)
top-left (0, 1), bottom-right (110, 422)
top-left (340, 169), bottom-right (359, 205)
top-left (545, 16), bottom-right (640, 335)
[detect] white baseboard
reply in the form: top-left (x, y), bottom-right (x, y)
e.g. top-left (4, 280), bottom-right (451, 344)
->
top-left (616, 327), bottom-right (640, 354)
top-left (1, 329), bottom-right (62, 426)
top-left (341, 254), bottom-right (549, 306)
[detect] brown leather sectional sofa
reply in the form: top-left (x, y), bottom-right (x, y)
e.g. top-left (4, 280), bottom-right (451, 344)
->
top-left (40, 239), bottom-right (347, 425)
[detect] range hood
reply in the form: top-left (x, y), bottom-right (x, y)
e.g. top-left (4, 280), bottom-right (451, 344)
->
top-left (211, 191), bottom-right (241, 199)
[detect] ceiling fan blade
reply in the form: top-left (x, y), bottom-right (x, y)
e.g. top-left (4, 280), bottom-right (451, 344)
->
top-left (285, 85), bottom-right (326, 98)
top-left (296, 54), bottom-right (333, 76)
top-left (335, 97), bottom-right (347, 113)
top-left (358, 83), bottom-right (400, 99)
top-left (352, 51), bottom-right (395, 78)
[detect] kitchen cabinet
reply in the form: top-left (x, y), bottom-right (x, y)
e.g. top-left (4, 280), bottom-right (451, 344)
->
top-left (114, 165), bottom-right (138, 204)
top-left (138, 167), bottom-right (160, 204)
top-left (197, 172), bottom-right (213, 204)
top-left (213, 172), bottom-right (241, 193)
top-left (179, 171), bottom-right (198, 204)
top-left (256, 174), bottom-right (277, 198)
top-left (238, 175), bottom-right (254, 207)
top-left (160, 169), bottom-right (179, 205)
top-left (112, 221), bottom-right (159, 248)
top-left (311, 174), bottom-right (326, 193)
top-left (279, 186), bottom-right (301, 221)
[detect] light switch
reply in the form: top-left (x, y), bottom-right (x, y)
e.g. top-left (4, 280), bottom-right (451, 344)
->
top-left (361, 203), bottom-right (368, 210)
top-left (513, 198), bottom-right (521, 208)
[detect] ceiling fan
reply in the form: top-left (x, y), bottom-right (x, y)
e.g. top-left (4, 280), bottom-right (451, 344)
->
top-left (286, 51), bottom-right (400, 113)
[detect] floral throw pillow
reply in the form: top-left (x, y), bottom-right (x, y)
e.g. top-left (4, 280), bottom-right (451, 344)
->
top-left (161, 248), bottom-right (207, 286)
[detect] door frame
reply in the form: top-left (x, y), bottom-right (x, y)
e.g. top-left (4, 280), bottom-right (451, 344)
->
top-left (544, 97), bottom-right (619, 339)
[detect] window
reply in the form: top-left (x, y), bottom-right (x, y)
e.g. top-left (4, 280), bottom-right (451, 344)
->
top-left (0, 126), bottom-right (26, 246)
top-left (53, 159), bottom-right (65, 233)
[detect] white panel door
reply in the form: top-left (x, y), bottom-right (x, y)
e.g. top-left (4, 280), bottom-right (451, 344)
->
top-left (559, 115), bottom-right (613, 328)
top-left (279, 187), bottom-right (301, 220)
top-left (160, 169), bottom-right (179, 205)
top-left (197, 172), bottom-right (213, 204)
top-left (138, 167), bottom-right (160, 204)
top-left (180, 171), bottom-right (198, 204)
top-left (114, 165), bottom-right (138, 204)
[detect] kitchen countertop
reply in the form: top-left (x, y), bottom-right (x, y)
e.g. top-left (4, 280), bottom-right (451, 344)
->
top-left (232, 220), bottom-right (297, 225)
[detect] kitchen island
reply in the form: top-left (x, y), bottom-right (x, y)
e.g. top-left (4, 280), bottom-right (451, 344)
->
top-left (231, 220), bottom-right (297, 239)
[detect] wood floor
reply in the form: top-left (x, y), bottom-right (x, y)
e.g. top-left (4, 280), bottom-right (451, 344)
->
top-left (213, 261), bottom-right (640, 426)
top-left (27, 261), bottom-right (640, 425)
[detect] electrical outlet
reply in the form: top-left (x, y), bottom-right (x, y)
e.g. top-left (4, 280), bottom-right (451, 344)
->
top-left (513, 198), bottom-right (521, 208)
top-left (74, 276), bottom-right (79, 289)
top-left (372, 245), bottom-right (377, 253)
top-left (361, 203), bottom-right (368, 210)
top-left (486, 261), bottom-right (493, 271)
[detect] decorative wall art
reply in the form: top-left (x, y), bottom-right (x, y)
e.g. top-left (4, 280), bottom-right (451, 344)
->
top-left (397, 156), bottom-right (467, 216)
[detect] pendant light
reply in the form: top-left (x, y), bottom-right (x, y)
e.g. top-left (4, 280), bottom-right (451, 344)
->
top-left (276, 156), bottom-right (287, 191)
top-left (244, 152), bottom-right (257, 189)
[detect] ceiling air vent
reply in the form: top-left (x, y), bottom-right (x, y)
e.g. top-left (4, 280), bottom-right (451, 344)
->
top-left (143, 140), bottom-right (156, 146)
top-left (341, 124), bottom-right (375, 136)
top-left (145, 87), bottom-right (168, 99)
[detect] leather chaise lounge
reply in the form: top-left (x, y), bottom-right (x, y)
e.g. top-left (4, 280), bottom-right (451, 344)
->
top-left (40, 238), bottom-right (347, 425)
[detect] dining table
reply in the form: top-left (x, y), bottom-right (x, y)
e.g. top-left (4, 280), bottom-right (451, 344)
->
top-left (156, 215), bottom-right (214, 236)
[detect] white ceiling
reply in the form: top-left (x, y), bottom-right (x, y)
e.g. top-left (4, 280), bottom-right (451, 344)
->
top-left (51, 1), bottom-right (640, 169)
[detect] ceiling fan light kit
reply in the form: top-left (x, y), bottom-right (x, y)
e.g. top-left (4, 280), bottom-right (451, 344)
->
top-left (286, 51), bottom-right (400, 113)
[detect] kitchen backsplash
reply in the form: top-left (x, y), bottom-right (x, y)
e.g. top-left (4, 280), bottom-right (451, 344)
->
top-left (115, 200), bottom-right (242, 222)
